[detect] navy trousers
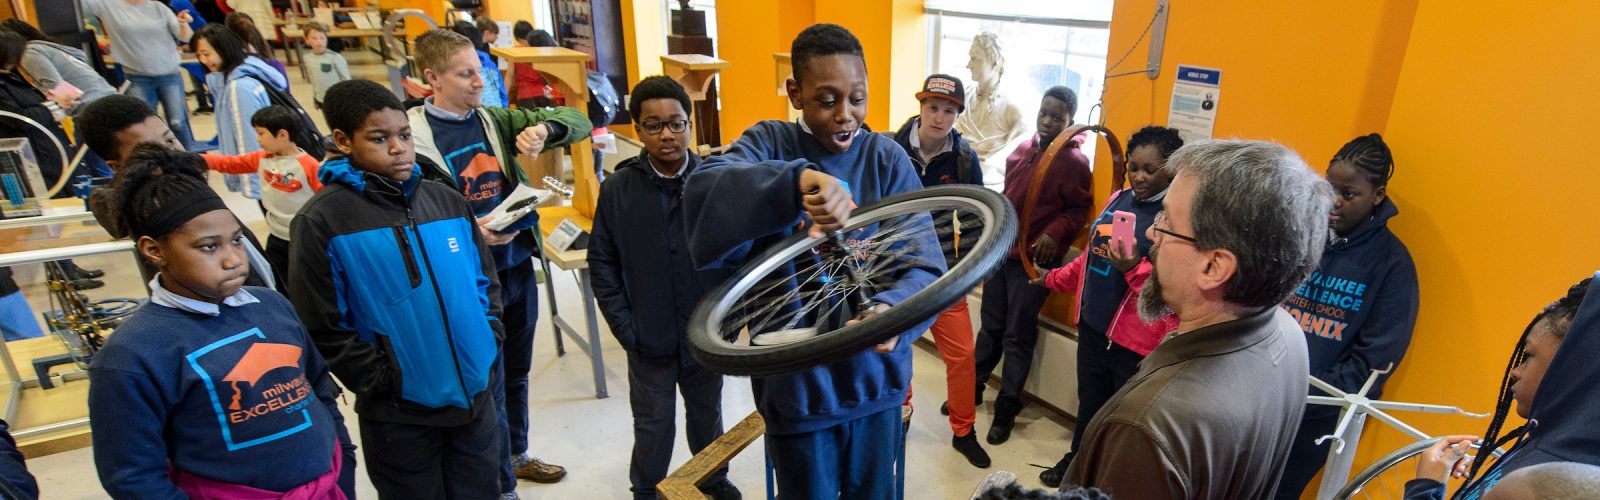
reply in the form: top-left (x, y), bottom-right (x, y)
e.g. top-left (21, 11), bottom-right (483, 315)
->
top-left (627, 351), bottom-right (727, 499)
top-left (767, 406), bottom-right (902, 499)
top-left (973, 259), bottom-right (1051, 411)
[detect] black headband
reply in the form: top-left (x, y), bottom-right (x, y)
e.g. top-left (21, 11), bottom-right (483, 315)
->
top-left (132, 191), bottom-right (230, 239)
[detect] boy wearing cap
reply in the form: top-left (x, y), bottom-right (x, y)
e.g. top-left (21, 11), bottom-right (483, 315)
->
top-left (887, 74), bottom-right (990, 468)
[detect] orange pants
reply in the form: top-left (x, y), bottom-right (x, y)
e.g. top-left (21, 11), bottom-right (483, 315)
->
top-left (905, 298), bottom-right (978, 436)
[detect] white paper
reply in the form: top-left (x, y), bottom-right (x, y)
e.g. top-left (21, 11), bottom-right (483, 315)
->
top-left (483, 183), bottom-right (556, 231)
top-left (1168, 65), bottom-right (1223, 142)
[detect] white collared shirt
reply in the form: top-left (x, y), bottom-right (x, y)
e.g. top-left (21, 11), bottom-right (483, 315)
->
top-left (147, 273), bottom-right (260, 317)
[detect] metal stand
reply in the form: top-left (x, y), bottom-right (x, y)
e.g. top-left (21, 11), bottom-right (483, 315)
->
top-left (531, 229), bottom-right (609, 399)
top-left (1308, 365), bottom-right (1488, 500)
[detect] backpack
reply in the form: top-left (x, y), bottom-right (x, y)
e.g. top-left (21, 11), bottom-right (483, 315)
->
top-left (244, 75), bottom-right (327, 159)
top-left (585, 71), bottom-right (620, 129)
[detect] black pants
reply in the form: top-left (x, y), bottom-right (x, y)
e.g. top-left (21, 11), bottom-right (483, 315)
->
top-left (493, 259), bottom-right (540, 493)
top-left (1061, 321), bottom-right (1145, 468)
top-left (974, 259), bottom-right (1051, 412)
top-left (1274, 410), bottom-right (1340, 499)
top-left (358, 404), bottom-right (504, 499)
top-left (627, 351), bottom-right (727, 499)
top-left (264, 235), bottom-right (291, 298)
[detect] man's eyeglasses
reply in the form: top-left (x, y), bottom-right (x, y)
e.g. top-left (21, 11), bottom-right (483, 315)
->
top-left (640, 119), bottom-right (690, 135)
top-left (1151, 210), bottom-right (1197, 244)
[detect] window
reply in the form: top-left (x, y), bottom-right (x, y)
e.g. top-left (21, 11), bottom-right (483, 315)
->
top-left (926, 4), bottom-right (1112, 162)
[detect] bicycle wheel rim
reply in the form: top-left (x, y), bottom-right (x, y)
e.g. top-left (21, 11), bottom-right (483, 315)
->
top-left (688, 185), bottom-right (1016, 377)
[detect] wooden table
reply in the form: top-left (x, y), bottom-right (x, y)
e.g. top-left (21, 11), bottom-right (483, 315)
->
top-left (490, 46), bottom-right (600, 219)
top-left (660, 54), bottom-right (730, 148)
top-left (532, 207), bottom-right (607, 398)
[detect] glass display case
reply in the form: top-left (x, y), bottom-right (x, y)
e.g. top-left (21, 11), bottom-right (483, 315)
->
top-left (0, 198), bottom-right (142, 456)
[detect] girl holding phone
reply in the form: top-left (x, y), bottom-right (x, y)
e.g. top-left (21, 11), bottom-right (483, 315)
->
top-left (1033, 125), bottom-right (1184, 487)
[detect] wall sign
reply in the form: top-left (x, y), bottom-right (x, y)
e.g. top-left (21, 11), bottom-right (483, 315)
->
top-left (1168, 65), bottom-right (1222, 141)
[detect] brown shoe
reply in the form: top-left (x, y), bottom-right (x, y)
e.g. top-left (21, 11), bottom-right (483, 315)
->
top-left (514, 457), bottom-right (566, 483)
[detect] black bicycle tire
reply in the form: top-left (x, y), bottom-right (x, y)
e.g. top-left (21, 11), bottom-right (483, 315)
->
top-left (687, 185), bottom-right (1017, 377)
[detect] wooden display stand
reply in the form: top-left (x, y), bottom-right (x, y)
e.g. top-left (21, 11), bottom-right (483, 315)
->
top-left (773, 52), bottom-right (800, 121)
top-left (660, 54), bottom-right (729, 148)
top-left (489, 46), bottom-right (599, 228)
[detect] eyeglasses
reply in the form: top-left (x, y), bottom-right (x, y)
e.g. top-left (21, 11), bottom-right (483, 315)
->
top-left (1151, 210), bottom-right (1197, 244)
top-left (640, 119), bottom-right (690, 135)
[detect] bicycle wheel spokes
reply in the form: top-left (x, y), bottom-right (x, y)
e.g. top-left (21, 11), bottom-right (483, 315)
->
top-left (703, 189), bottom-right (1000, 351)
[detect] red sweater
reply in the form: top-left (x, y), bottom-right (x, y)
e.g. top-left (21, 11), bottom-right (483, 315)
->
top-left (1002, 133), bottom-right (1093, 260)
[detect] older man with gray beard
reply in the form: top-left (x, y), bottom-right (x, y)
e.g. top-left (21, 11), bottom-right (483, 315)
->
top-left (1062, 140), bottom-right (1332, 499)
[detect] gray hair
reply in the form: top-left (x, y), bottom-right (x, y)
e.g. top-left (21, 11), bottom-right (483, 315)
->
top-left (1510, 462), bottom-right (1600, 499)
top-left (1169, 140), bottom-right (1331, 309)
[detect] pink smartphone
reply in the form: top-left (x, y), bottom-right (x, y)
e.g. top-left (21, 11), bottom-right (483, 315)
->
top-left (1112, 211), bottom-right (1136, 255)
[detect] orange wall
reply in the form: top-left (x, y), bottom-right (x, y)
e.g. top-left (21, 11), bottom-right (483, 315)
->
top-left (1102, 0), bottom-right (1600, 496)
top-left (715, 0), bottom-right (812, 141)
top-left (813, 0), bottom-right (925, 133)
top-left (485, 0), bottom-right (536, 27)
top-left (1359, 0), bottom-right (1600, 490)
top-left (716, 0), bottom-right (924, 142)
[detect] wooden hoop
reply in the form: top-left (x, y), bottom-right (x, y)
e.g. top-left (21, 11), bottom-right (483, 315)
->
top-left (1016, 124), bottom-right (1127, 279)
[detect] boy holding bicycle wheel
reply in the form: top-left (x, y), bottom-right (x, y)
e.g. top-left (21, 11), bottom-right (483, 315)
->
top-left (681, 24), bottom-right (945, 499)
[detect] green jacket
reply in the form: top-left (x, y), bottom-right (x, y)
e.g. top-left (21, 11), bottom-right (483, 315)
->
top-left (408, 104), bottom-right (591, 189)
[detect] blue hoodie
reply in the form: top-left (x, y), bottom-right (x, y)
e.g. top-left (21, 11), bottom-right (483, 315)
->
top-left (208, 56), bottom-right (289, 200)
top-left (1406, 270), bottom-right (1600, 499)
top-left (682, 120), bottom-right (945, 435)
top-left (1284, 198), bottom-right (1420, 416)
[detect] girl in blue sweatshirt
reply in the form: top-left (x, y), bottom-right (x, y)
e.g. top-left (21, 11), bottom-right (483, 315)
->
top-left (1276, 133), bottom-right (1421, 499)
top-left (88, 144), bottom-right (355, 499)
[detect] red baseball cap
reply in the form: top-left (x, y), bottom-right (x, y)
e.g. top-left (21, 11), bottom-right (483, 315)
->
top-left (916, 74), bottom-right (965, 112)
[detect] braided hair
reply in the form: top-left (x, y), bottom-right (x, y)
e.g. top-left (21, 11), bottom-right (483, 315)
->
top-left (111, 143), bottom-right (213, 240)
top-left (1127, 125), bottom-right (1184, 161)
top-left (1457, 276), bottom-right (1594, 497)
top-left (1330, 133), bottom-right (1395, 188)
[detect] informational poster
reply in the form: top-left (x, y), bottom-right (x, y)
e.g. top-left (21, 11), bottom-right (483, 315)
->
top-left (1168, 65), bottom-right (1222, 141)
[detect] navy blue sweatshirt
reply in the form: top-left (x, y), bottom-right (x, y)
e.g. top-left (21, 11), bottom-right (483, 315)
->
top-left (1078, 189), bottom-right (1164, 333)
top-left (683, 120), bottom-right (946, 435)
top-left (1408, 269), bottom-right (1600, 500)
top-left (1283, 199), bottom-right (1419, 417)
top-left (589, 152), bottom-right (733, 359)
top-left (89, 287), bottom-right (352, 497)
top-left (424, 110), bottom-right (538, 271)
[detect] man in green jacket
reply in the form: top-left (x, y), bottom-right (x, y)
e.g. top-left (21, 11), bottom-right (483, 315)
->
top-left (411, 29), bottom-right (592, 496)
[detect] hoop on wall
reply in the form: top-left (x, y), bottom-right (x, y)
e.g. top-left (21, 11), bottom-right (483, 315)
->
top-left (1015, 123), bottom-right (1126, 280)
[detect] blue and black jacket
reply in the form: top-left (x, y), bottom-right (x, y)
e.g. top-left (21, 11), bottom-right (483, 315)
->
top-left (288, 158), bottom-right (503, 426)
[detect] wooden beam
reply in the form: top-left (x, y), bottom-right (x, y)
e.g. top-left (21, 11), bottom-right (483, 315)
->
top-left (657, 411), bottom-right (766, 500)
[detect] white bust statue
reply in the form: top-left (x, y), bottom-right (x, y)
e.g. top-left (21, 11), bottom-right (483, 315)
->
top-left (953, 32), bottom-right (1025, 187)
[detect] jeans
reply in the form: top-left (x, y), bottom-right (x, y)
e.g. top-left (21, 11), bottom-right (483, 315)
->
top-left (973, 259), bottom-right (1051, 411)
top-left (124, 72), bottom-right (198, 151)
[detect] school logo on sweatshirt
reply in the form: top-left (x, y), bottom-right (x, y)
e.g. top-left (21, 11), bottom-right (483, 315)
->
top-left (185, 328), bottom-right (316, 451)
top-left (446, 143), bottom-right (505, 203)
top-left (1282, 271), bottom-right (1367, 342)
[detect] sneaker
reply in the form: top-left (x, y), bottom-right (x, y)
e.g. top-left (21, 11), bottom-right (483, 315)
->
top-left (901, 404), bottom-right (913, 425)
top-left (193, 106), bottom-right (214, 115)
top-left (699, 479), bottom-right (742, 500)
top-left (940, 401), bottom-right (950, 416)
top-left (499, 493), bottom-right (520, 500)
top-left (986, 411), bottom-right (1015, 445)
top-left (952, 432), bottom-right (991, 468)
top-left (513, 457), bottom-right (566, 483)
top-left (69, 267), bottom-right (106, 279)
top-left (1039, 452), bottom-right (1072, 488)
top-left (70, 278), bottom-right (104, 290)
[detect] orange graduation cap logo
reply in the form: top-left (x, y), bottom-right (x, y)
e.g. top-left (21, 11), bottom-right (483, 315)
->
top-left (222, 343), bottom-right (302, 411)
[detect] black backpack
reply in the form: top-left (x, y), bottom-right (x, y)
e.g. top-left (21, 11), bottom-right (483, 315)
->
top-left (585, 71), bottom-right (620, 129)
top-left (244, 75), bottom-right (326, 159)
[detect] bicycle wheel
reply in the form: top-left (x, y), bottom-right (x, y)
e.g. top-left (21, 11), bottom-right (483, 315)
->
top-left (1335, 438), bottom-right (1502, 499)
top-left (687, 185), bottom-right (1016, 377)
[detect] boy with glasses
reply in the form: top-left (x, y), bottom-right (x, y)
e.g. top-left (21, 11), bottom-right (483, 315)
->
top-left (589, 76), bottom-right (741, 500)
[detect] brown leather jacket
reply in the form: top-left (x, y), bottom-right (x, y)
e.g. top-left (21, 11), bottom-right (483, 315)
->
top-left (1064, 307), bottom-right (1309, 499)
